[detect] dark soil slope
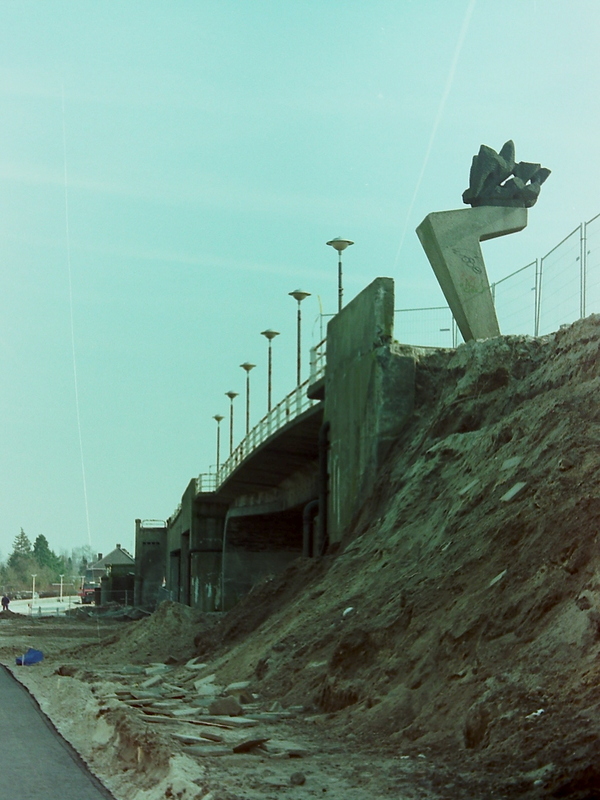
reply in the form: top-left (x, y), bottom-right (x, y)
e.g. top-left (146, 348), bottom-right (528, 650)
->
top-left (195, 315), bottom-right (600, 799)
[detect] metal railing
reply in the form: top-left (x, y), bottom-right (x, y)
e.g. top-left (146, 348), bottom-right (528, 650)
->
top-left (310, 338), bottom-right (327, 383)
top-left (196, 473), bottom-right (217, 493)
top-left (195, 375), bottom-right (321, 496)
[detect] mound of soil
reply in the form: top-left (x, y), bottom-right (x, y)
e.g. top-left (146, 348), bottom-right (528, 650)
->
top-left (187, 315), bottom-right (600, 798)
top-left (75, 600), bottom-right (213, 665)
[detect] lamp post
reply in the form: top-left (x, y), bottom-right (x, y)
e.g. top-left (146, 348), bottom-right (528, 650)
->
top-left (225, 391), bottom-right (238, 453)
top-left (59, 574), bottom-right (64, 602)
top-left (213, 414), bottom-right (224, 472)
top-left (289, 290), bottom-right (310, 386)
top-left (260, 329), bottom-right (279, 412)
top-left (240, 362), bottom-right (256, 434)
top-left (31, 573), bottom-right (37, 615)
top-left (326, 236), bottom-right (354, 312)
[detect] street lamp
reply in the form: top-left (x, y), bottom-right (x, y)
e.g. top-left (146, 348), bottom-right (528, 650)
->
top-left (31, 574), bottom-right (37, 614)
top-left (213, 414), bottom-right (224, 472)
top-left (240, 362), bottom-right (256, 434)
top-left (289, 290), bottom-right (311, 386)
top-left (326, 236), bottom-right (354, 312)
top-left (225, 391), bottom-right (238, 453)
top-left (260, 329), bottom-right (280, 412)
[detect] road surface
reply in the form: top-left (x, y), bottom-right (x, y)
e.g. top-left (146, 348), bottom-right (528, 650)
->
top-left (0, 665), bottom-right (115, 800)
top-left (8, 595), bottom-right (81, 617)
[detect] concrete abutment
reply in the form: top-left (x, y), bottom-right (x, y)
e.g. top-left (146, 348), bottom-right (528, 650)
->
top-left (137, 276), bottom-right (419, 610)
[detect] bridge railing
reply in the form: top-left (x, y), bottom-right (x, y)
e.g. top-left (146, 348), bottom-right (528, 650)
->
top-left (310, 338), bottom-right (327, 383)
top-left (216, 378), bottom-right (319, 486)
top-left (196, 374), bottom-right (323, 495)
top-left (196, 473), bottom-right (217, 493)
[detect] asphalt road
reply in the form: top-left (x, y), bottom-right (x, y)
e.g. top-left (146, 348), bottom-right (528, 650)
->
top-left (0, 665), bottom-right (116, 800)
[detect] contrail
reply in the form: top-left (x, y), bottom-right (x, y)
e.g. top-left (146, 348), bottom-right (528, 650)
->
top-left (393, 0), bottom-right (477, 270)
top-left (62, 85), bottom-right (93, 548)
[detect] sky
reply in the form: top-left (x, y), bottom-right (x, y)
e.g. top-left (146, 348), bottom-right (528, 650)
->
top-left (1, 0), bottom-right (599, 561)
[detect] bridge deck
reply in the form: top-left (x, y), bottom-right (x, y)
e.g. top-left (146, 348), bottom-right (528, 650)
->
top-left (201, 401), bottom-right (323, 502)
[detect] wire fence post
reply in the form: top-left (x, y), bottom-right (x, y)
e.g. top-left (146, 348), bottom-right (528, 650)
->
top-left (534, 257), bottom-right (542, 336)
top-left (580, 222), bottom-right (587, 318)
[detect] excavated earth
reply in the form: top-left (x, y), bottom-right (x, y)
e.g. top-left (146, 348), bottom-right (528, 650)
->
top-left (3, 315), bottom-right (600, 799)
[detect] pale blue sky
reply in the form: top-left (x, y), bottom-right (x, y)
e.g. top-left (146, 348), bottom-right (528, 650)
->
top-left (1, 0), bottom-right (598, 558)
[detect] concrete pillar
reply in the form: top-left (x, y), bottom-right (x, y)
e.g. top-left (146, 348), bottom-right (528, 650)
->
top-left (324, 277), bottom-right (415, 544)
top-left (169, 550), bottom-right (181, 602)
top-left (180, 532), bottom-right (190, 605)
top-left (100, 575), bottom-right (109, 606)
top-left (134, 518), bottom-right (167, 608)
top-left (416, 206), bottom-right (528, 341)
top-left (190, 501), bottom-right (228, 611)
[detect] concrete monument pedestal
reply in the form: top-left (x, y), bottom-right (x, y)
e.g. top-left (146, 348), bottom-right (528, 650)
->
top-left (416, 205), bottom-right (528, 342)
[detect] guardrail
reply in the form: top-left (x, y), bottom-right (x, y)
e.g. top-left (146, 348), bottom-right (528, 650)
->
top-left (310, 338), bottom-right (326, 383)
top-left (193, 359), bottom-right (326, 500)
top-left (204, 376), bottom-right (321, 492)
top-left (196, 473), bottom-right (217, 493)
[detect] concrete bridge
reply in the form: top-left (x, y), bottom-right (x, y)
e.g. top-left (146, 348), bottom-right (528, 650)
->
top-left (196, 337), bottom-right (327, 498)
top-left (134, 277), bottom-right (418, 611)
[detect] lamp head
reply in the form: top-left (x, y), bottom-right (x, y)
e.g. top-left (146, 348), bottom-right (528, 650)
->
top-left (240, 362), bottom-right (256, 373)
top-left (225, 391), bottom-right (238, 401)
top-left (261, 329), bottom-right (280, 341)
top-left (326, 237), bottom-right (354, 252)
top-left (213, 414), bottom-right (224, 423)
top-left (289, 289), bottom-right (311, 303)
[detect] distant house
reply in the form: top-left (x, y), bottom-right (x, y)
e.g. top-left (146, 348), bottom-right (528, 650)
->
top-left (94, 544), bottom-right (135, 571)
top-left (80, 544), bottom-right (135, 604)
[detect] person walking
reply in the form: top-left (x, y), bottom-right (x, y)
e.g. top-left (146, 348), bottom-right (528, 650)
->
top-left (1, 595), bottom-right (9, 612)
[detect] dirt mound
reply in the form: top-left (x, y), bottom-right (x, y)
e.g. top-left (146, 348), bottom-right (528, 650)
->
top-left (187, 315), bottom-right (600, 797)
top-left (194, 556), bottom-right (329, 657)
top-left (65, 600), bottom-right (212, 665)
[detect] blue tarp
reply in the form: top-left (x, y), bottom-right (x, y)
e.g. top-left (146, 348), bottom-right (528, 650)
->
top-left (15, 648), bottom-right (44, 666)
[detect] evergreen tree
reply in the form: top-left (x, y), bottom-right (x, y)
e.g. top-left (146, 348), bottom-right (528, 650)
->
top-left (8, 528), bottom-right (32, 568)
top-left (7, 529), bottom-right (34, 586)
top-left (33, 534), bottom-right (54, 568)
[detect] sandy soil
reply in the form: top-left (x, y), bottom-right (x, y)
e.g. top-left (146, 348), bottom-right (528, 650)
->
top-left (0, 609), bottom-right (441, 800)
top-left (4, 315), bottom-right (600, 799)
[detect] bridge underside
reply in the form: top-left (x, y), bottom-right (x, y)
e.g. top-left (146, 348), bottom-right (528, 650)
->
top-left (212, 403), bottom-right (323, 501)
top-left (223, 506), bottom-right (309, 608)
top-left (154, 403), bottom-right (324, 611)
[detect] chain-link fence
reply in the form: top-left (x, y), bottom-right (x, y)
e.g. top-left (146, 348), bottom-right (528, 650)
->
top-left (394, 306), bottom-right (458, 348)
top-left (397, 214), bottom-right (600, 346)
top-left (491, 261), bottom-right (538, 336)
top-left (584, 213), bottom-right (600, 321)
top-left (537, 225), bottom-right (582, 336)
